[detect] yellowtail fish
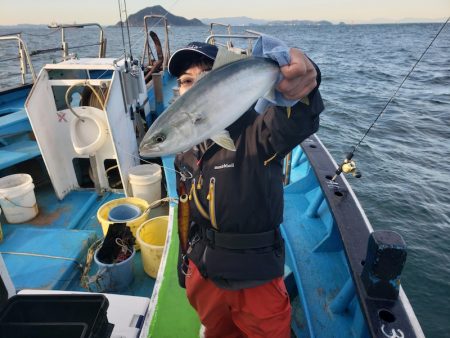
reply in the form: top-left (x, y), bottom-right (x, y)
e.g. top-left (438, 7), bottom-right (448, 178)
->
top-left (139, 57), bottom-right (280, 157)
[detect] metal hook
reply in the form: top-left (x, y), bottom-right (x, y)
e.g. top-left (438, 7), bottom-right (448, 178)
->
top-left (180, 168), bottom-right (193, 181)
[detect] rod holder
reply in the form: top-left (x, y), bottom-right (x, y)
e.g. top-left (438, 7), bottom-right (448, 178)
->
top-left (361, 230), bottom-right (407, 300)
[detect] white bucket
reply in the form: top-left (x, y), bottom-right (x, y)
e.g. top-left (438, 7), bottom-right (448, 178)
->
top-left (0, 174), bottom-right (39, 223)
top-left (128, 164), bottom-right (162, 206)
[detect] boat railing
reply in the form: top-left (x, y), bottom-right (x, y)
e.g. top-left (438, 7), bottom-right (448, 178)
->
top-left (142, 15), bottom-right (170, 72)
top-left (0, 33), bottom-right (36, 85)
top-left (0, 23), bottom-right (106, 89)
top-left (47, 23), bottom-right (107, 59)
top-left (209, 22), bottom-right (232, 34)
top-left (208, 23), bottom-right (233, 48)
top-left (205, 32), bottom-right (260, 55)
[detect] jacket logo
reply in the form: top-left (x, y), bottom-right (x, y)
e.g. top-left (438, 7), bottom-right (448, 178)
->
top-left (214, 163), bottom-right (235, 170)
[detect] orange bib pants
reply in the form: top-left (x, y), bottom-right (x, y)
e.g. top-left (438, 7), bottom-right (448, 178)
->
top-left (186, 261), bottom-right (291, 338)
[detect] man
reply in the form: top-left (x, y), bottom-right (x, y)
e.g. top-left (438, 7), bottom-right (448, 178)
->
top-left (170, 41), bottom-right (324, 338)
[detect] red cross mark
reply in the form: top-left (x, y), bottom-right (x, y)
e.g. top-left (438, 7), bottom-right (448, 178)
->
top-left (57, 112), bottom-right (67, 122)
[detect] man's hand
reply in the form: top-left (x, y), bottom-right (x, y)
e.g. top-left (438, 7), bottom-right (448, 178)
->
top-left (276, 48), bottom-right (317, 100)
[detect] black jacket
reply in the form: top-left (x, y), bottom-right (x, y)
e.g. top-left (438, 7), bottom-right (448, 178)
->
top-left (175, 77), bottom-right (324, 287)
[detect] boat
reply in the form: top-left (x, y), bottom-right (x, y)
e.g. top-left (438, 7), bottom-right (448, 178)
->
top-left (0, 18), bottom-right (424, 338)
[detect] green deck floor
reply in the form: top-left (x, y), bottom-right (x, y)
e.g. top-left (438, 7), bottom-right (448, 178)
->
top-left (149, 205), bottom-right (201, 337)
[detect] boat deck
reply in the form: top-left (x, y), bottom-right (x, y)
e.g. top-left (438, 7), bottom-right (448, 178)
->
top-left (0, 181), bottom-right (159, 298)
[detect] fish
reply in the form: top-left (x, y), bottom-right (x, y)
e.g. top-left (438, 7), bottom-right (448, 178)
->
top-left (177, 180), bottom-right (190, 255)
top-left (139, 56), bottom-right (280, 157)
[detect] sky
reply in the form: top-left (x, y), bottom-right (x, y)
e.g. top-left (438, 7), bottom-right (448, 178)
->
top-left (0, 0), bottom-right (448, 25)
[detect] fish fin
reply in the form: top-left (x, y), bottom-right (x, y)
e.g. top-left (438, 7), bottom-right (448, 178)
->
top-left (212, 47), bottom-right (249, 70)
top-left (211, 130), bottom-right (236, 151)
top-left (263, 88), bottom-right (277, 103)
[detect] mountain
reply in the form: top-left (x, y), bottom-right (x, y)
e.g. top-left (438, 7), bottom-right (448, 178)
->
top-left (116, 5), bottom-right (205, 27)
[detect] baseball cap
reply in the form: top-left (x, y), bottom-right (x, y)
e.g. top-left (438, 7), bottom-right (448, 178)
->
top-left (168, 42), bottom-right (218, 77)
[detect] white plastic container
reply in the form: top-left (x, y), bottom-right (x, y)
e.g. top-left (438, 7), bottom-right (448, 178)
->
top-left (0, 174), bottom-right (38, 223)
top-left (128, 164), bottom-right (162, 206)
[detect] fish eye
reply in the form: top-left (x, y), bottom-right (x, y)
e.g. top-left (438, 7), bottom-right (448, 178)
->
top-left (153, 134), bottom-right (166, 143)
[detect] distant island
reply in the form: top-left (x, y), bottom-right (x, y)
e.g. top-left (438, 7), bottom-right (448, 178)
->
top-left (269, 20), bottom-right (333, 26)
top-left (116, 5), bottom-right (204, 27)
top-left (117, 6), bottom-right (333, 27)
top-left (0, 5), bottom-right (442, 27)
top-left (201, 16), bottom-right (333, 26)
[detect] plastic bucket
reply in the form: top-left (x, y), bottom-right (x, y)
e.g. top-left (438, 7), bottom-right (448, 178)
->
top-left (128, 164), bottom-right (162, 206)
top-left (0, 174), bottom-right (38, 223)
top-left (136, 216), bottom-right (169, 278)
top-left (94, 245), bottom-right (135, 291)
top-left (97, 197), bottom-right (150, 249)
top-left (108, 204), bottom-right (142, 222)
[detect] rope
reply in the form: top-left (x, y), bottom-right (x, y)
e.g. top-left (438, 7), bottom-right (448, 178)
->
top-left (143, 197), bottom-right (178, 215)
top-left (80, 239), bottom-right (103, 289)
top-left (0, 191), bottom-right (36, 209)
top-left (0, 251), bottom-right (82, 268)
top-left (115, 238), bottom-right (133, 254)
top-left (109, 137), bottom-right (193, 179)
top-left (65, 82), bottom-right (106, 121)
top-left (264, 152), bottom-right (278, 166)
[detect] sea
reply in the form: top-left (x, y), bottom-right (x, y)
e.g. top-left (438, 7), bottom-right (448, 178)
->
top-left (1, 22), bottom-right (449, 337)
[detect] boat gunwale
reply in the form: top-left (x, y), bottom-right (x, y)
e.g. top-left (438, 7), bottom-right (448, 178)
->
top-left (300, 134), bottom-right (424, 337)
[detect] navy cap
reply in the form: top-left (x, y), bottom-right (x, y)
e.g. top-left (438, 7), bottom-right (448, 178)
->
top-left (168, 42), bottom-right (218, 77)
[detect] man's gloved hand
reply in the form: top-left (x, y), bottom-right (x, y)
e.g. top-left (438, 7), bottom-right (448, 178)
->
top-left (277, 48), bottom-right (318, 101)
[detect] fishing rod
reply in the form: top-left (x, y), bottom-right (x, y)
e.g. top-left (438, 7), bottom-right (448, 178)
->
top-left (117, 0), bottom-right (128, 64)
top-left (122, 0), bottom-right (134, 61)
top-left (332, 17), bottom-right (449, 181)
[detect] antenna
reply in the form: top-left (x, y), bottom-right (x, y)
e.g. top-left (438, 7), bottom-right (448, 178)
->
top-left (117, 0), bottom-right (127, 62)
top-left (122, 0), bottom-right (134, 61)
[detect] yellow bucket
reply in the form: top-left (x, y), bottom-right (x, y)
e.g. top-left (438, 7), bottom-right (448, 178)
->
top-left (136, 216), bottom-right (169, 278)
top-left (97, 197), bottom-right (150, 249)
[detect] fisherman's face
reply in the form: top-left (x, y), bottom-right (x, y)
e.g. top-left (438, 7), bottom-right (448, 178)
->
top-left (177, 65), bottom-right (208, 95)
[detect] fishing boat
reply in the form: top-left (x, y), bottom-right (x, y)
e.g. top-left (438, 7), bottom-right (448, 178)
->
top-left (0, 17), bottom-right (424, 338)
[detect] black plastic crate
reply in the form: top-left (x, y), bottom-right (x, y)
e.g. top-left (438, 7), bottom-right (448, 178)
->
top-left (0, 294), bottom-right (113, 338)
top-left (0, 322), bottom-right (89, 338)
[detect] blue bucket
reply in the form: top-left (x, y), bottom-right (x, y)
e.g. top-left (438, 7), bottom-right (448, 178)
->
top-left (94, 246), bottom-right (135, 291)
top-left (108, 203), bottom-right (142, 222)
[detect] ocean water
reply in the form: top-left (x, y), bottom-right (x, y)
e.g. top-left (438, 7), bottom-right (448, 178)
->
top-left (1, 23), bottom-right (449, 337)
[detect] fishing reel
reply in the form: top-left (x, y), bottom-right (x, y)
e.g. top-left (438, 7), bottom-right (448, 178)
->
top-left (332, 149), bottom-right (362, 180)
top-left (341, 159), bottom-right (361, 178)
